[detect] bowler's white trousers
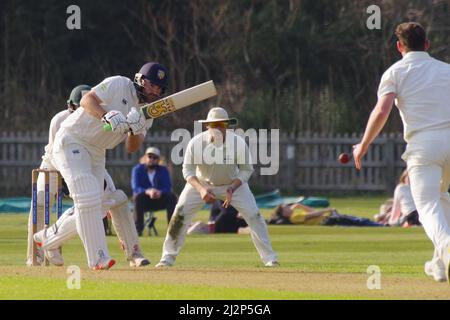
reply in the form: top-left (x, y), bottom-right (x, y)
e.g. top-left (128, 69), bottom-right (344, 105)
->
top-left (403, 129), bottom-right (450, 262)
top-left (159, 182), bottom-right (278, 265)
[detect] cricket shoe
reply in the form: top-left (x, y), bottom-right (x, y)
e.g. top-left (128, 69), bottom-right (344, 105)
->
top-left (441, 245), bottom-right (450, 283)
top-left (129, 253), bottom-right (151, 267)
top-left (155, 260), bottom-right (173, 268)
top-left (33, 229), bottom-right (64, 266)
top-left (424, 260), bottom-right (446, 282)
top-left (93, 258), bottom-right (116, 270)
top-left (445, 247), bottom-right (450, 284)
top-left (265, 260), bottom-right (280, 267)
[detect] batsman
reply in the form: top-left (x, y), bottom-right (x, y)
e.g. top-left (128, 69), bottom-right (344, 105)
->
top-left (28, 84), bottom-right (152, 268)
top-left (50, 62), bottom-right (168, 269)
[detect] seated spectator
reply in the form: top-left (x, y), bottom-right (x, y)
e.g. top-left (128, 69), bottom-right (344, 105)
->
top-left (187, 200), bottom-right (249, 234)
top-left (268, 203), bottom-right (383, 227)
top-left (375, 170), bottom-right (420, 227)
top-left (131, 147), bottom-right (178, 236)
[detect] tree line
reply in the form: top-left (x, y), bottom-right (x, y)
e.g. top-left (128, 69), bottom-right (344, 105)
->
top-left (0, 0), bottom-right (448, 133)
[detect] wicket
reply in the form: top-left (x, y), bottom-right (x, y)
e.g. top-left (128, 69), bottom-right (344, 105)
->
top-left (31, 169), bottom-right (64, 266)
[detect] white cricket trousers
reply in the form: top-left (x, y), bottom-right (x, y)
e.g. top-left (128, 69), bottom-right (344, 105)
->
top-left (403, 129), bottom-right (450, 261)
top-left (52, 130), bottom-right (110, 268)
top-left (159, 182), bottom-right (278, 265)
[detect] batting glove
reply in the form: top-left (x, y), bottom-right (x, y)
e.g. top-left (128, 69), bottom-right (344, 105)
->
top-left (101, 110), bottom-right (129, 134)
top-left (126, 107), bottom-right (147, 135)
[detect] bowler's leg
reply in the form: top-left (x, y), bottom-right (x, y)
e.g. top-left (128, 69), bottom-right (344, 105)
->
top-left (408, 164), bottom-right (450, 259)
top-left (439, 163), bottom-right (450, 226)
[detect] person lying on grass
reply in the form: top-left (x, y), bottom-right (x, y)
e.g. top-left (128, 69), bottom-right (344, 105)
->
top-left (187, 200), bottom-right (250, 235)
top-left (268, 203), bottom-right (383, 227)
top-left (374, 169), bottom-right (421, 227)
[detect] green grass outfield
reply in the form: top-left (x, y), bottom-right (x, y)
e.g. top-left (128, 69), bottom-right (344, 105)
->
top-left (1, 195), bottom-right (450, 300)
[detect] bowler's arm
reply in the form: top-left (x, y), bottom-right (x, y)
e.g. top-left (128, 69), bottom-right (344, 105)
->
top-left (353, 93), bottom-right (396, 169)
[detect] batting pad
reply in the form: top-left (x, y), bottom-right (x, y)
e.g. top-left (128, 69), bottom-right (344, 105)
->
top-left (109, 190), bottom-right (141, 259)
top-left (71, 174), bottom-right (109, 268)
top-left (41, 207), bottom-right (78, 250)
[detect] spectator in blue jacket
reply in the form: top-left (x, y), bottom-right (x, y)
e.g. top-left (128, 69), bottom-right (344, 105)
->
top-left (131, 147), bottom-right (177, 236)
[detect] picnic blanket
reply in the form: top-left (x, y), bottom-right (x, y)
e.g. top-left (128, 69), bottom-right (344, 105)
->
top-left (255, 189), bottom-right (329, 208)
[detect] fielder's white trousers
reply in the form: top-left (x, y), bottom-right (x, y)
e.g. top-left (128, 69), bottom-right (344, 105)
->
top-left (159, 182), bottom-right (278, 265)
top-left (403, 129), bottom-right (450, 262)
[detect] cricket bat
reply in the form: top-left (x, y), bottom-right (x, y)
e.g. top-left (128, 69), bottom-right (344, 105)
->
top-left (103, 80), bottom-right (217, 131)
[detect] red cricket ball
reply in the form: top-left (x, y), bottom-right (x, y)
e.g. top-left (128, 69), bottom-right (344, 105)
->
top-left (338, 153), bottom-right (350, 164)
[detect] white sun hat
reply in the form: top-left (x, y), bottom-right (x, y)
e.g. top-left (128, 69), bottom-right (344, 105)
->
top-left (198, 107), bottom-right (238, 126)
top-left (145, 147), bottom-right (161, 157)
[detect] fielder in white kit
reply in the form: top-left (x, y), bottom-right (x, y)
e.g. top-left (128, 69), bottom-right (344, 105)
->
top-left (353, 22), bottom-right (450, 282)
top-left (26, 85), bottom-right (91, 266)
top-left (156, 107), bottom-right (279, 268)
top-left (50, 62), bottom-right (169, 270)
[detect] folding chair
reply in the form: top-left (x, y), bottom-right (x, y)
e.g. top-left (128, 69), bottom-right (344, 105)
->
top-left (143, 211), bottom-right (158, 236)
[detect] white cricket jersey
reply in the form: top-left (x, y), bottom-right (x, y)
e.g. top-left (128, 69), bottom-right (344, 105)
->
top-left (42, 109), bottom-right (71, 162)
top-left (182, 130), bottom-right (254, 186)
top-left (60, 76), bottom-right (142, 150)
top-left (377, 51), bottom-right (450, 142)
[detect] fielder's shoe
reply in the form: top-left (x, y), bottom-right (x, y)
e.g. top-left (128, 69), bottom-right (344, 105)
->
top-left (424, 260), bottom-right (446, 282)
top-left (129, 253), bottom-right (151, 267)
top-left (93, 258), bottom-right (116, 271)
top-left (155, 260), bottom-right (173, 268)
top-left (33, 230), bottom-right (64, 266)
top-left (265, 260), bottom-right (280, 267)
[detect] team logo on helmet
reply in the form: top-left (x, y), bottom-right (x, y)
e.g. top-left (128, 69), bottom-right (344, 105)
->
top-left (157, 70), bottom-right (165, 80)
